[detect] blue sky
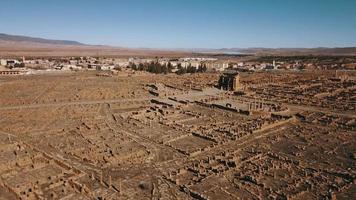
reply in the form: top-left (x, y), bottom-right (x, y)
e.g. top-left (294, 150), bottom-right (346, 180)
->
top-left (0, 0), bottom-right (356, 48)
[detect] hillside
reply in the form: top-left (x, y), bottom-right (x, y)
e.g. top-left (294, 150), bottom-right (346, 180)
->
top-left (216, 47), bottom-right (356, 56)
top-left (1, 33), bottom-right (356, 57)
top-left (0, 33), bottom-right (83, 46)
top-left (0, 33), bottom-right (190, 57)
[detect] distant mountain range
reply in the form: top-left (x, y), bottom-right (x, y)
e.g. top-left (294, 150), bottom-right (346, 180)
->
top-left (0, 33), bottom-right (84, 46)
top-left (0, 33), bottom-right (356, 56)
top-left (213, 47), bottom-right (356, 56)
top-left (0, 33), bottom-right (187, 57)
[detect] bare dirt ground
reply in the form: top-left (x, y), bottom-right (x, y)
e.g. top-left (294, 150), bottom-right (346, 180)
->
top-left (0, 71), bottom-right (354, 199)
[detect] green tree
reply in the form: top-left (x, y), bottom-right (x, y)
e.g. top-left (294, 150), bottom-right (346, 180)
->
top-left (131, 63), bottom-right (137, 70)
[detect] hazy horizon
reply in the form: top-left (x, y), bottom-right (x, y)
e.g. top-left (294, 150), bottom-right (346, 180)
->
top-left (1, 0), bottom-right (356, 49)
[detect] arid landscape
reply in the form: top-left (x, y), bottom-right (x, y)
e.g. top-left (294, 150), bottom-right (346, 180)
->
top-left (2, 33), bottom-right (356, 58)
top-left (1, 0), bottom-right (356, 199)
top-left (0, 68), bottom-right (355, 199)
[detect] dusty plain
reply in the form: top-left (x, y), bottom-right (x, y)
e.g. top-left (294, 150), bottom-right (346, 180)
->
top-left (0, 70), bottom-right (355, 200)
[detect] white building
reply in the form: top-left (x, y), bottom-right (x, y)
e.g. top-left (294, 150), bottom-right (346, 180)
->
top-left (100, 65), bottom-right (116, 70)
top-left (170, 61), bottom-right (178, 67)
top-left (206, 62), bottom-right (229, 71)
top-left (0, 59), bottom-right (7, 66)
